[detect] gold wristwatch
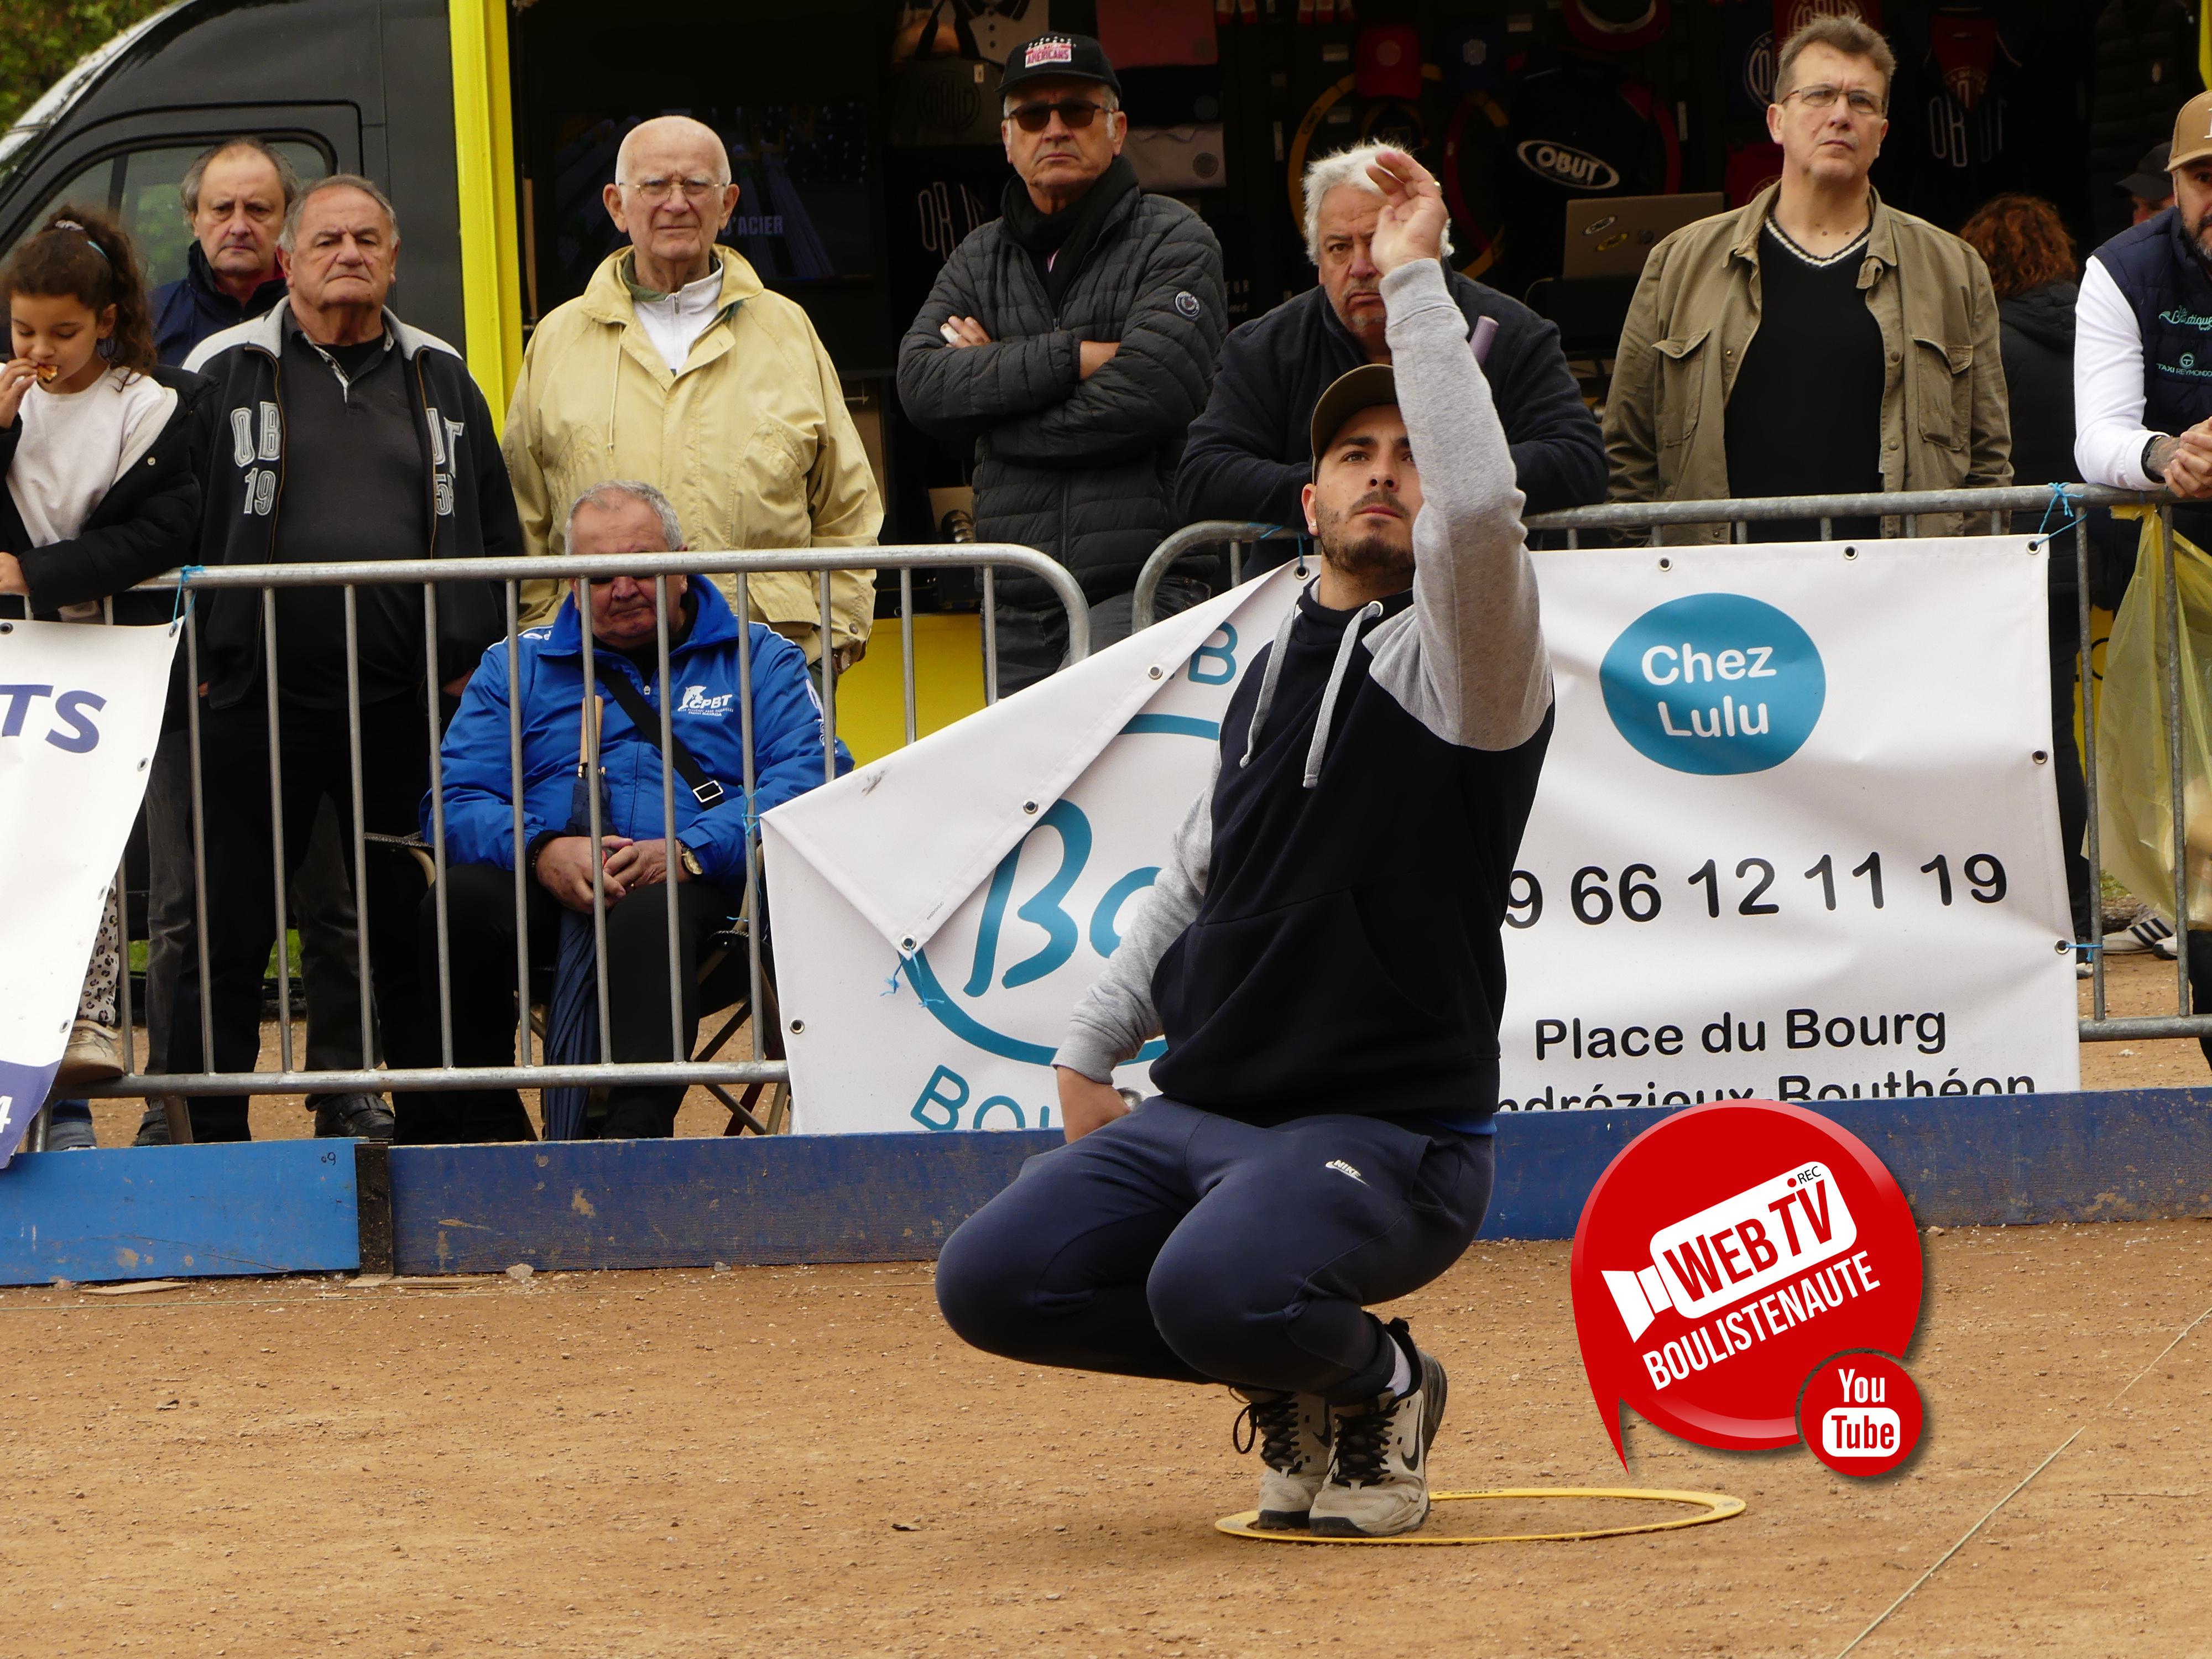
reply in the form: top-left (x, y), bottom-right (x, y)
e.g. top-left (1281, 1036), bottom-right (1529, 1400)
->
top-left (676, 841), bottom-right (702, 879)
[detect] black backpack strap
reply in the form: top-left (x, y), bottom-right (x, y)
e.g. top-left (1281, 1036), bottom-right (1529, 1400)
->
top-left (594, 665), bottom-right (727, 808)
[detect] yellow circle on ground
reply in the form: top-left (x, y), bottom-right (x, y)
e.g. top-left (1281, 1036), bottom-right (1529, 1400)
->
top-left (1214, 1488), bottom-right (1746, 1546)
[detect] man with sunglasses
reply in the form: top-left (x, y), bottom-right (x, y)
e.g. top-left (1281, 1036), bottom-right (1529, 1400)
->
top-left (1605, 15), bottom-right (2010, 541)
top-left (898, 34), bottom-right (1225, 691)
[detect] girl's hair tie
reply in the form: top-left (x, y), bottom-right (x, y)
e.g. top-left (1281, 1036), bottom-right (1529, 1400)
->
top-left (48, 218), bottom-right (111, 264)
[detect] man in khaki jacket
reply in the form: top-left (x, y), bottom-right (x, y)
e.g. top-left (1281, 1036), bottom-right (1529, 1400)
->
top-left (1604, 16), bottom-right (2010, 542)
top-left (504, 116), bottom-right (878, 662)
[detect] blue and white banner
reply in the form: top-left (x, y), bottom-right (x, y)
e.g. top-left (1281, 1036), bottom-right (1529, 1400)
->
top-left (765, 541), bottom-right (2078, 1133)
top-left (0, 618), bottom-right (178, 1166)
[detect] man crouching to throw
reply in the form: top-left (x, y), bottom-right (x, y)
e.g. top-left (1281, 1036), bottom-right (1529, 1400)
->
top-left (935, 150), bottom-right (1551, 1537)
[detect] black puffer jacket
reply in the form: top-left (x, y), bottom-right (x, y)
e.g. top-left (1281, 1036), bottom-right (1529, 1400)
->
top-left (2091, 0), bottom-right (2196, 241)
top-left (896, 180), bottom-right (1226, 608)
top-left (1175, 274), bottom-right (1604, 526)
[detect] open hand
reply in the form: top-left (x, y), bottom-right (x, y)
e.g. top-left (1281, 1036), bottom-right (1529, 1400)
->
top-left (1363, 148), bottom-right (1448, 277)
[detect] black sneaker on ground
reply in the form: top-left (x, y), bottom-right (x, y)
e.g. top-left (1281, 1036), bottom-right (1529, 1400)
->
top-left (1309, 1318), bottom-right (1447, 1538)
top-left (311, 1093), bottom-right (395, 1141)
top-left (132, 1103), bottom-right (170, 1147)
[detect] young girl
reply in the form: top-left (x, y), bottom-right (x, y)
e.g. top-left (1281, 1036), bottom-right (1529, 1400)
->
top-left (0, 205), bottom-right (204, 1147)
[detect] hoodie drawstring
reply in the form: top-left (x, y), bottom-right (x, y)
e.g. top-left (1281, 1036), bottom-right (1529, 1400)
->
top-left (1239, 599), bottom-right (1302, 766)
top-left (1302, 601), bottom-right (1383, 789)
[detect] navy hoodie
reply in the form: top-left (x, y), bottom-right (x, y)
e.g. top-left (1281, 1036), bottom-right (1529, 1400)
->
top-left (1058, 261), bottom-right (1554, 1129)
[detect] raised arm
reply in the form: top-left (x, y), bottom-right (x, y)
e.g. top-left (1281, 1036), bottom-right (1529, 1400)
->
top-left (1358, 152), bottom-right (1550, 753)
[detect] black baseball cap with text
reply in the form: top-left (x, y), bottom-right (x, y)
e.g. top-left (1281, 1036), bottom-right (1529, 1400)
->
top-left (999, 33), bottom-right (1123, 100)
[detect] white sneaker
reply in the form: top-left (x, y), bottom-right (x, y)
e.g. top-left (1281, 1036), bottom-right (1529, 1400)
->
top-left (2102, 916), bottom-right (2175, 956)
top-left (1309, 1321), bottom-right (1446, 1538)
top-left (1233, 1389), bottom-right (1333, 1530)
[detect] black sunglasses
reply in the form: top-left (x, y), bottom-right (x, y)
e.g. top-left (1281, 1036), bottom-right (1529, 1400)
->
top-left (1009, 98), bottom-right (1109, 133)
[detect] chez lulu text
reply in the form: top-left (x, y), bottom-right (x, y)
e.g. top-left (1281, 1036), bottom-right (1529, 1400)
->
top-left (1504, 1004), bottom-right (2038, 1109)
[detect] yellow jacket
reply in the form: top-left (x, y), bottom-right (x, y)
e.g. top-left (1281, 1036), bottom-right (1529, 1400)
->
top-left (503, 247), bottom-right (879, 656)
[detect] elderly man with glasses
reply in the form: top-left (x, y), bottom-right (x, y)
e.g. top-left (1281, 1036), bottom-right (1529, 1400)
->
top-left (1604, 15), bottom-right (2010, 542)
top-left (897, 33), bottom-right (1225, 691)
top-left (503, 116), bottom-right (880, 671)
top-left (419, 480), bottom-right (848, 1143)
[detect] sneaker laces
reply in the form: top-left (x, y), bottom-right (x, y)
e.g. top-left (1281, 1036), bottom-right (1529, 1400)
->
top-left (1233, 1392), bottom-right (1319, 1470)
top-left (1328, 1400), bottom-right (1396, 1488)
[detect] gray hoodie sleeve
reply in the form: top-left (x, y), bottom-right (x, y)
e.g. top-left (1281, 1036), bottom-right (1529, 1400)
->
top-left (1363, 260), bottom-right (1553, 750)
top-left (1052, 749), bottom-right (1218, 1081)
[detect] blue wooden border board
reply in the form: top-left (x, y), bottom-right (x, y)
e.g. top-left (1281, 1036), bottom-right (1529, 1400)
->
top-left (0, 1141), bottom-right (359, 1286)
top-left (392, 1089), bottom-right (2212, 1275)
top-left (389, 1132), bottom-right (1062, 1275)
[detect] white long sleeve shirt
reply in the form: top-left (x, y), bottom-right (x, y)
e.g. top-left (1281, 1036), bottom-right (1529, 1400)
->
top-left (2074, 254), bottom-right (2162, 490)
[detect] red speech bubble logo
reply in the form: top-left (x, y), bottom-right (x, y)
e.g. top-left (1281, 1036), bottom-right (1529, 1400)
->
top-left (1569, 1100), bottom-right (1922, 1463)
top-left (1799, 1350), bottom-right (1923, 1479)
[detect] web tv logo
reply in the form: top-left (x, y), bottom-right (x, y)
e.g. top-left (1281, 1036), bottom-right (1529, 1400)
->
top-left (1599, 593), bottom-right (1824, 775)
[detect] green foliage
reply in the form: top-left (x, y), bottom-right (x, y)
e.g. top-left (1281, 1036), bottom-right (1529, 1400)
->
top-left (1, 0), bottom-right (171, 133)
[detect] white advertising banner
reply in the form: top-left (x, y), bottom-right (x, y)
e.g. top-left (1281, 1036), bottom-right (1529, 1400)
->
top-left (0, 618), bottom-right (179, 1165)
top-left (765, 541), bottom-right (2078, 1134)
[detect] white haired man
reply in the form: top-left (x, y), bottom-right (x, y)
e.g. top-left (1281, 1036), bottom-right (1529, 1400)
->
top-left (504, 115), bottom-right (880, 669)
top-left (1176, 140), bottom-right (1603, 531)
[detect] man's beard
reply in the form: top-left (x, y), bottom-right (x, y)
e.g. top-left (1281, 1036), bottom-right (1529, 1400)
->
top-left (2190, 210), bottom-right (2212, 277)
top-left (1316, 491), bottom-right (1415, 588)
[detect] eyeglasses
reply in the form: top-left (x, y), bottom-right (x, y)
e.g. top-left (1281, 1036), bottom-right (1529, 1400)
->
top-left (620, 175), bottom-right (723, 204)
top-left (1780, 84), bottom-right (1885, 117)
top-left (1008, 98), bottom-right (1109, 133)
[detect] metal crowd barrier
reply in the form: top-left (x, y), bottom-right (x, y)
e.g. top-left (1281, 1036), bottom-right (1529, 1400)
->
top-left (36, 545), bottom-right (1086, 1146)
top-left (1131, 483), bottom-right (2200, 1047)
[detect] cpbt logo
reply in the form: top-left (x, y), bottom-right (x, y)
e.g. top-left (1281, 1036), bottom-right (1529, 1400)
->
top-left (1600, 593), bottom-right (1825, 775)
top-left (676, 684), bottom-right (734, 716)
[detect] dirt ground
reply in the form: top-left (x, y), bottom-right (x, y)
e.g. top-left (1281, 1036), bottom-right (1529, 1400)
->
top-left (74, 952), bottom-right (2212, 1149)
top-left (6, 1220), bottom-right (2210, 1658)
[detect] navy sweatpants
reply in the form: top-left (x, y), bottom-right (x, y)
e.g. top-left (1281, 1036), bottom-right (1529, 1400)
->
top-left (935, 1098), bottom-right (1494, 1405)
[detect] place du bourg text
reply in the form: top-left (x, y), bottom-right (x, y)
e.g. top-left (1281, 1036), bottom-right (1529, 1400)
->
top-left (1500, 1005), bottom-right (2039, 1111)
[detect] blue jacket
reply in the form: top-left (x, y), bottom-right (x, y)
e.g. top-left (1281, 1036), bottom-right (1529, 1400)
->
top-left (428, 576), bottom-right (849, 888)
top-left (153, 244), bottom-right (289, 368)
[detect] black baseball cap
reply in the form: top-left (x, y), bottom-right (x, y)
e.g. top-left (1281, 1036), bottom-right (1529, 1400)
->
top-left (1308, 364), bottom-right (1399, 471)
top-left (2121, 142), bottom-right (2174, 201)
top-left (999, 32), bottom-right (1123, 100)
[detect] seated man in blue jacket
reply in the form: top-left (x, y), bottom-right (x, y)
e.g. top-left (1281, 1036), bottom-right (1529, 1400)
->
top-left (1175, 140), bottom-right (1604, 534)
top-left (413, 480), bottom-right (848, 1142)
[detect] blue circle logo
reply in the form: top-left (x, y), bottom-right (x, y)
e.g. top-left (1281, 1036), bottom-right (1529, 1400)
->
top-left (1599, 594), bottom-right (1824, 775)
